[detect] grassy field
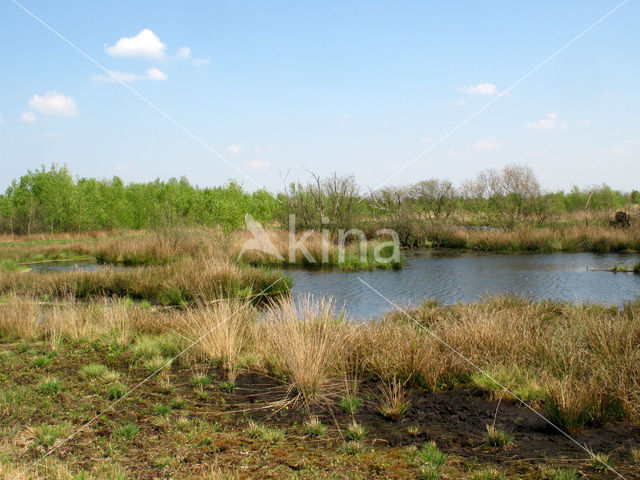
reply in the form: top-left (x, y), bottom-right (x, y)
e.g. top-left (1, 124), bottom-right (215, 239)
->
top-left (0, 294), bottom-right (639, 479)
top-left (0, 230), bottom-right (639, 479)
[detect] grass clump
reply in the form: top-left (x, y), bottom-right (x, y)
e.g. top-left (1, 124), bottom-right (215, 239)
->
top-left (485, 425), bottom-right (513, 448)
top-left (550, 468), bottom-right (579, 480)
top-left (340, 394), bottom-right (361, 414)
top-left (345, 422), bottom-right (366, 441)
top-left (38, 376), bottom-right (62, 395)
top-left (153, 403), bottom-right (172, 416)
top-left (191, 373), bottom-right (211, 388)
top-left (143, 356), bottom-right (171, 373)
top-left (415, 441), bottom-right (447, 468)
top-left (82, 363), bottom-right (109, 378)
top-left (591, 451), bottom-right (612, 471)
top-left (108, 382), bottom-right (127, 400)
top-left (246, 421), bottom-right (285, 444)
top-left (32, 355), bottom-right (51, 369)
top-left (471, 467), bottom-right (505, 480)
top-left (378, 376), bottom-right (409, 421)
top-left (304, 417), bottom-right (327, 437)
top-left (470, 365), bottom-right (546, 404)
top-left (113, 424), bottom-right (140, 440)
top-left (170, 397), bottom-right (186, 410)
top-left (219, 380), bottom-right (237, 393)
top-left (28, 423), bottom-right (71, 448)
top-left (340, 441), bottom-right (363, 455)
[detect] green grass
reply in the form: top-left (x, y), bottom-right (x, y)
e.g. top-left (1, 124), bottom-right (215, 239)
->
top-left (340, 394), bottom-right (361, 414)
top-left (113, 424), bottom-right (140, 440)
top-left (191, 374), bottom-right (211, 388)
top-left (218, 380), bottom-right (236, 393)
top-left (485, 425), bottom-right (514, 448)
top-left (345, 422), bottom-right (366, 441)
top-left (38, 376), bottom-right (62, 395)
top-left (32, 355), bottom-right (52, 368)
top-left (470, 365), bottom-right (545, 403)
top-left (551, 468), bottom-right (579, 480)
top-left (169, 397), bottom-right (186, 410)
top-left (415, 441), bottom-right (447, 468)
top-left (82, 363), bottom-right (109, 378)
top-left (107, 383), bottom-right (127, 400)
top-left (591, 452), bottom-right (612, 471)
top-left (246, 421), bottom-right (285, 444)
top-left (30, 423), bottom-right (71, 448)
top-left (471, 467), bottom-right (505, 480)
top-left (304, 417), bottom-right (327, 437)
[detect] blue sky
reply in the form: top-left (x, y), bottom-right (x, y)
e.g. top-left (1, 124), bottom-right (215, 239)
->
top-left (0, 1), bottom-right (638, 192)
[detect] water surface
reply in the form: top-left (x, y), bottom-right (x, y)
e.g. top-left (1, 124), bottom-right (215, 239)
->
top-left (288, 251), bottom-right (640, 318)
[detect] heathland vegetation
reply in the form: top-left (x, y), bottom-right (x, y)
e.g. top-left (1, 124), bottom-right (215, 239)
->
top-left (0, 290), bottom-right (639, 478)
top-left (0, 164), bottom-right (639, 478)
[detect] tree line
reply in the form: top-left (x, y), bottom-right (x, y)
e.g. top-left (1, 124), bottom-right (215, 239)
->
top-left (0, 164), bottom-right (638, 235)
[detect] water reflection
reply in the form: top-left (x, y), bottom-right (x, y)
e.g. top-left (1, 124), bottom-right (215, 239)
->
top-left (288, 251), bottom-right (640, 318)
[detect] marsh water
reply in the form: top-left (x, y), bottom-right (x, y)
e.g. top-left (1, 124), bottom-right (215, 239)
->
top-left (288, 251), bottom-right (640, 318)
top-left (31, 251), bottom-right (640, 318)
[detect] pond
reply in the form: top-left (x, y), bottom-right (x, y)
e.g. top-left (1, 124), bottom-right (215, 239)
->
top-left (287, 251), bottom-right (640, 318)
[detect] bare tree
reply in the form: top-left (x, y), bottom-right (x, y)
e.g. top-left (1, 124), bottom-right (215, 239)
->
top-left (462, 164), bottom-right (544, 227)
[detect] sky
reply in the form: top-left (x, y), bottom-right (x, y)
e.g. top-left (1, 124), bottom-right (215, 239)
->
top-left (0, 0), bottom-right (639, 193)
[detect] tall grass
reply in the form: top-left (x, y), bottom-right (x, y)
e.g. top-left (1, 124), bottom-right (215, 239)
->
top-left (259, 295), bottom-right (351, 403)
top-left (423, 224), bottom-right (640, 253)
top-left (0, 257), bottom-right (290, 305)
top-left (1, 294), bottom-right (639, 426)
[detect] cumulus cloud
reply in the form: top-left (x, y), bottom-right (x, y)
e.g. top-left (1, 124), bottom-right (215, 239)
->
top-left (226, 144), bottom-right (243, 154)
top-left (526, 113), bottom-right (566, 131)
top-left (474, 138), bottom-right (503, 151)
top-left (106, 29), bottom-right (167, 58)
top-left (92, 68), bottom-right (168, 83)
top-left (29, 92), bottom-right (78, 116)
top-left (457, 83), bottom-right (497, 95)
top-left (20, 111), bottom-right (37, 122)
top-left (193, 58), bottom-right (210, 67)
top-left (246, 159), bottom-right (270, 170)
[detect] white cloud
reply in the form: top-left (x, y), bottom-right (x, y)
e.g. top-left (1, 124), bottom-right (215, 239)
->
top-left (457, 83), bottom-right (497, 95)
top-left (145, 67), bottom-right (167, 81)
top-left (21, 111), bottom-right (37, 122)
top-left (92, 68), bottom-right (167, 83)
top-left (226, 144), bottom-right (243, 154)
top-left (193, 58), bottom-right (210, 67)
top-left (175, 46), bottom-right (191, 59)
top-left (29, 92), bottom-right (78, 116)
top-left (576, 119), bottom-right (591, 126)
top-left (474, 138), bottom-right (503, 151)
top-left (106, 29), bottom-right (166, 58)
top-left (246, 159), bottom-right (270, 170)
top-left (526, 112), bottom-right (566, 131)
top-left (420, 137), bottom-right (433, 143)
